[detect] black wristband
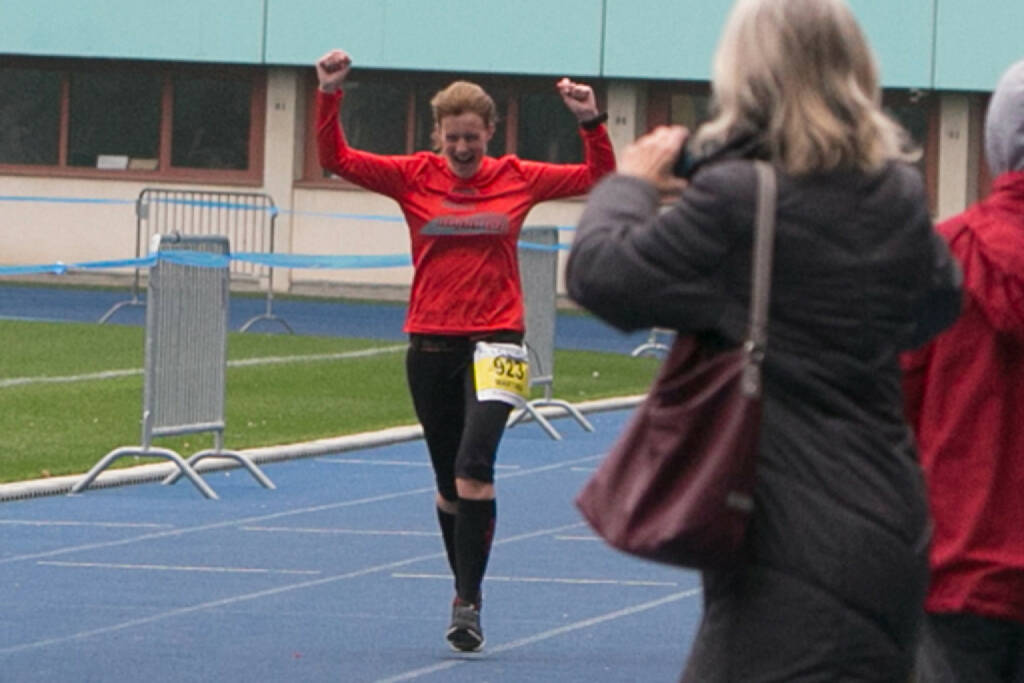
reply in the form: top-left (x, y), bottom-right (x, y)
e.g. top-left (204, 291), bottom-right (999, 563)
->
top-left (579, 112), bottom-right (608, 130)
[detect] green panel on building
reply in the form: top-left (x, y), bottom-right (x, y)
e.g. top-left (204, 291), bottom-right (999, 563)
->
top-left (0, 0), bottom-right (264, 63)
top-left (265, 0), bottom-right (604, 76)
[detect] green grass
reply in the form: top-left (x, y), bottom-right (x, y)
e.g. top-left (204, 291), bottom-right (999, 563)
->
top-left (0, 320), bottom-right (658, 483)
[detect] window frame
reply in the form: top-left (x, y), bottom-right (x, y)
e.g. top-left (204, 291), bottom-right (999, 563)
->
top-left (299, 69), bottom-right (604, 189)
top-left (0, 56), bottom-right (266, 186)
top-left (645, 81), bottom-right (940, 213)
top-left (882, 88), bottom-right (941, 216)
top-left (976, 92), bottom-right (993, 200)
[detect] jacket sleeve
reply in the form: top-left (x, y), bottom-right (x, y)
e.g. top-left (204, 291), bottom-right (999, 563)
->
top-left (907, 228), bottom-right (963, 348)
top-left (900, 342), bottom-right (932, 432)
top-left (566, 164), bottom-right (744, 333)
top-left (315, 89), bottom-right (412, 199)
top-left (518, 124), bottom-right (617, 202)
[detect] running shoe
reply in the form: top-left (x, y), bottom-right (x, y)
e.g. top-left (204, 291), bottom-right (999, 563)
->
top-left (446, 599), bottom-right (484, 652)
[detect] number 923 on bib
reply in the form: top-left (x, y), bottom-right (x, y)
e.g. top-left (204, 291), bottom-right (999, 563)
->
top-left (473, 341), bottom-right (530, 406)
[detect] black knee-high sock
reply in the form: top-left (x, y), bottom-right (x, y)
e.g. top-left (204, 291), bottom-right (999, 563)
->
top-left (436, 505), bottom-right (458, 583)
top-left (454, 498), bottom-right (496, 607)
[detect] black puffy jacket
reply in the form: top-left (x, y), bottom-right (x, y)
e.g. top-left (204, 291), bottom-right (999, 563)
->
top-left (567, 159), bottom-right (961, 681)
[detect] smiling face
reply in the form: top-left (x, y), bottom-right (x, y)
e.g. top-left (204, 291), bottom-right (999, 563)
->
top-left (437, 112), bottom-right (494, 179)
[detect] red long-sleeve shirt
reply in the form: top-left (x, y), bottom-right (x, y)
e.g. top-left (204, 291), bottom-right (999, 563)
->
top-left (902, 170), bottom-right (1024, 623)
top-left (316, 88), bottom-right (616, 335)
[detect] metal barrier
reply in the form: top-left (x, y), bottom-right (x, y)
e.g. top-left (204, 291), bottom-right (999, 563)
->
top-left (507, 226), bottom-right (594, 440)
top-left (71, 234), bottom-right (275, 499)
top-left (631, 327), bottom-right (674, 358)
top-left (99, 188), bottom-right (292, 333)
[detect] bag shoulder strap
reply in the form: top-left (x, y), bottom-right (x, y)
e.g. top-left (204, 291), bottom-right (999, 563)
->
top-left (742, 161), bottom-right (777, 395)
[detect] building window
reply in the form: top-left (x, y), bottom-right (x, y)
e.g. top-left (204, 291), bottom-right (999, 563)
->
top-left (68, 70), bottom-right (162, 168)
top-left (977, 93), bottom-right (993, 199)
top-left (883, 89), bottom-right (939, 213)
top-left (343, 81), bottom-right (410, 156)
top-left (305, 72), bottom-right (600, 183)
top-left (646, 82), bottom-right (939, 212)
top-left (516, 90), bottom-right (580, 163)
top-left (0, 58), bottom-right (265, 183)
top-left (0, 68), bottom-right (62, 165)
top-left (646, 82), bottom-right (711, 131)
top-left (171, 76), bottom-right (253, 170)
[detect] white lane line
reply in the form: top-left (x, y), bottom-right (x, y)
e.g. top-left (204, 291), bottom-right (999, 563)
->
top-left (392, 572), bottom-right (678, 588)
top-left (316, 458), bottom-right (432, 467)
top-left (37, 560), bottom-right (320, 576)
top-left (374, 588), bottom-right (702, 683)
top-left (0, 368), bottom-right (141, 387)
top-left (0, 520), bottom-right (586, 656)
top-left (553, 535), bottom-right (601, 542)
top-left (0, 345), bottom-right (405, 389)
top-left (227, 346), bottom-right (406, 367)
top-left (0, 454), bottom-right (601, 567)
top-left (0, 485), bottom-right (434, 566)
top-left (0, 520), bottom-right (173, 529)
top-left (241, 526), bottom-right (439, 537)
top-left (0, 315), bottom-right (68, 324)
top-left (316, 457), bottom-right (519, 470)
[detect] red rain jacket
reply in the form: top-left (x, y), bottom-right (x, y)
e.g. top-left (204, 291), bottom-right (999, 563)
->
top-left (902, 170), bottom-right (1024, 623)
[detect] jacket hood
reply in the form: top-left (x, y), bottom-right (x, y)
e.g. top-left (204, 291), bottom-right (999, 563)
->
top-left (985, 59), bottom-right (1024, 175)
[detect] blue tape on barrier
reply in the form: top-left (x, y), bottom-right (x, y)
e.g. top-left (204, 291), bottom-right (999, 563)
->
top-left (0, 194), bottom-right (581, 232)
top-left (0, 193), bottom-right (576, 274)
top-left (282, 209), bottom-right (406, 223)
top-left (518, 241), bottom-right (567, 252)
top-left (0, 244), bottom-right (569, 275)
top-left (0, 263), bottom-right (69, 276)
top-left (233, 252), bottom-right (413, 269)
top-left (72, 257), bottom-right (156, 270)
top-left (154, 250), bottom-right (231, 268)
top-left (148, 197), bottom-right (278, 215)
top-left (0, 195), bottom-right (135, 206)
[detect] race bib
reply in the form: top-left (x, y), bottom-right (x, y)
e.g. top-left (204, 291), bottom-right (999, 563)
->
top-left (473, 341), bottom-right (529, 406)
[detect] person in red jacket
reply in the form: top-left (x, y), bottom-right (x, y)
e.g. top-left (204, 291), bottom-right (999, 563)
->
top-left (903, 58), bottom-right (1024, 682)
top-left (315, 48), bottom-right (615, 653)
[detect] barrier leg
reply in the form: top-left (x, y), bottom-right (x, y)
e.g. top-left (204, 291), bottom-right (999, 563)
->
top-left (507, 402), bottom-right (563, 440)
top-left (163, 449), bottom-right (276, 489)
top-left (70, 446), bottom-right (218, 499)
top-left (630, 328), bottom-right (672, 358)
top-left (98, 297), bottom-right (144, 324)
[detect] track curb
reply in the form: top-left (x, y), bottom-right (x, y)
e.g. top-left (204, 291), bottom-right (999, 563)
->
top-left (0, 395), bottom-right (644, 502)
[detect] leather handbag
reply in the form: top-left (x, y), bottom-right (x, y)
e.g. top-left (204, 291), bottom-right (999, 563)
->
top-left (575, 161), bottom-right (777, 569)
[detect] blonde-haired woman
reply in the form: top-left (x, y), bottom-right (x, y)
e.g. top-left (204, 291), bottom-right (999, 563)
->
top-left (315, 49), bottom-right (614, 653)
top-left (566, 0), bottom-right (961, 679)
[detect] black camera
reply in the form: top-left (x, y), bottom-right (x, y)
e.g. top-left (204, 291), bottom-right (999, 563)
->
top-left (672, 144), bottom-right (702, 179)
top-left (671, 133), bottom-right (761, 179)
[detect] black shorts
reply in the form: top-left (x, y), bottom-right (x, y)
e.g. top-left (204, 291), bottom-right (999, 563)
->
top-left (406, 331), bottom-right (523, 501)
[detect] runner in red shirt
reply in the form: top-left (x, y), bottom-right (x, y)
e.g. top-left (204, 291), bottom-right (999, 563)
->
top-left (315, 48), bottom-right (615, 652)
